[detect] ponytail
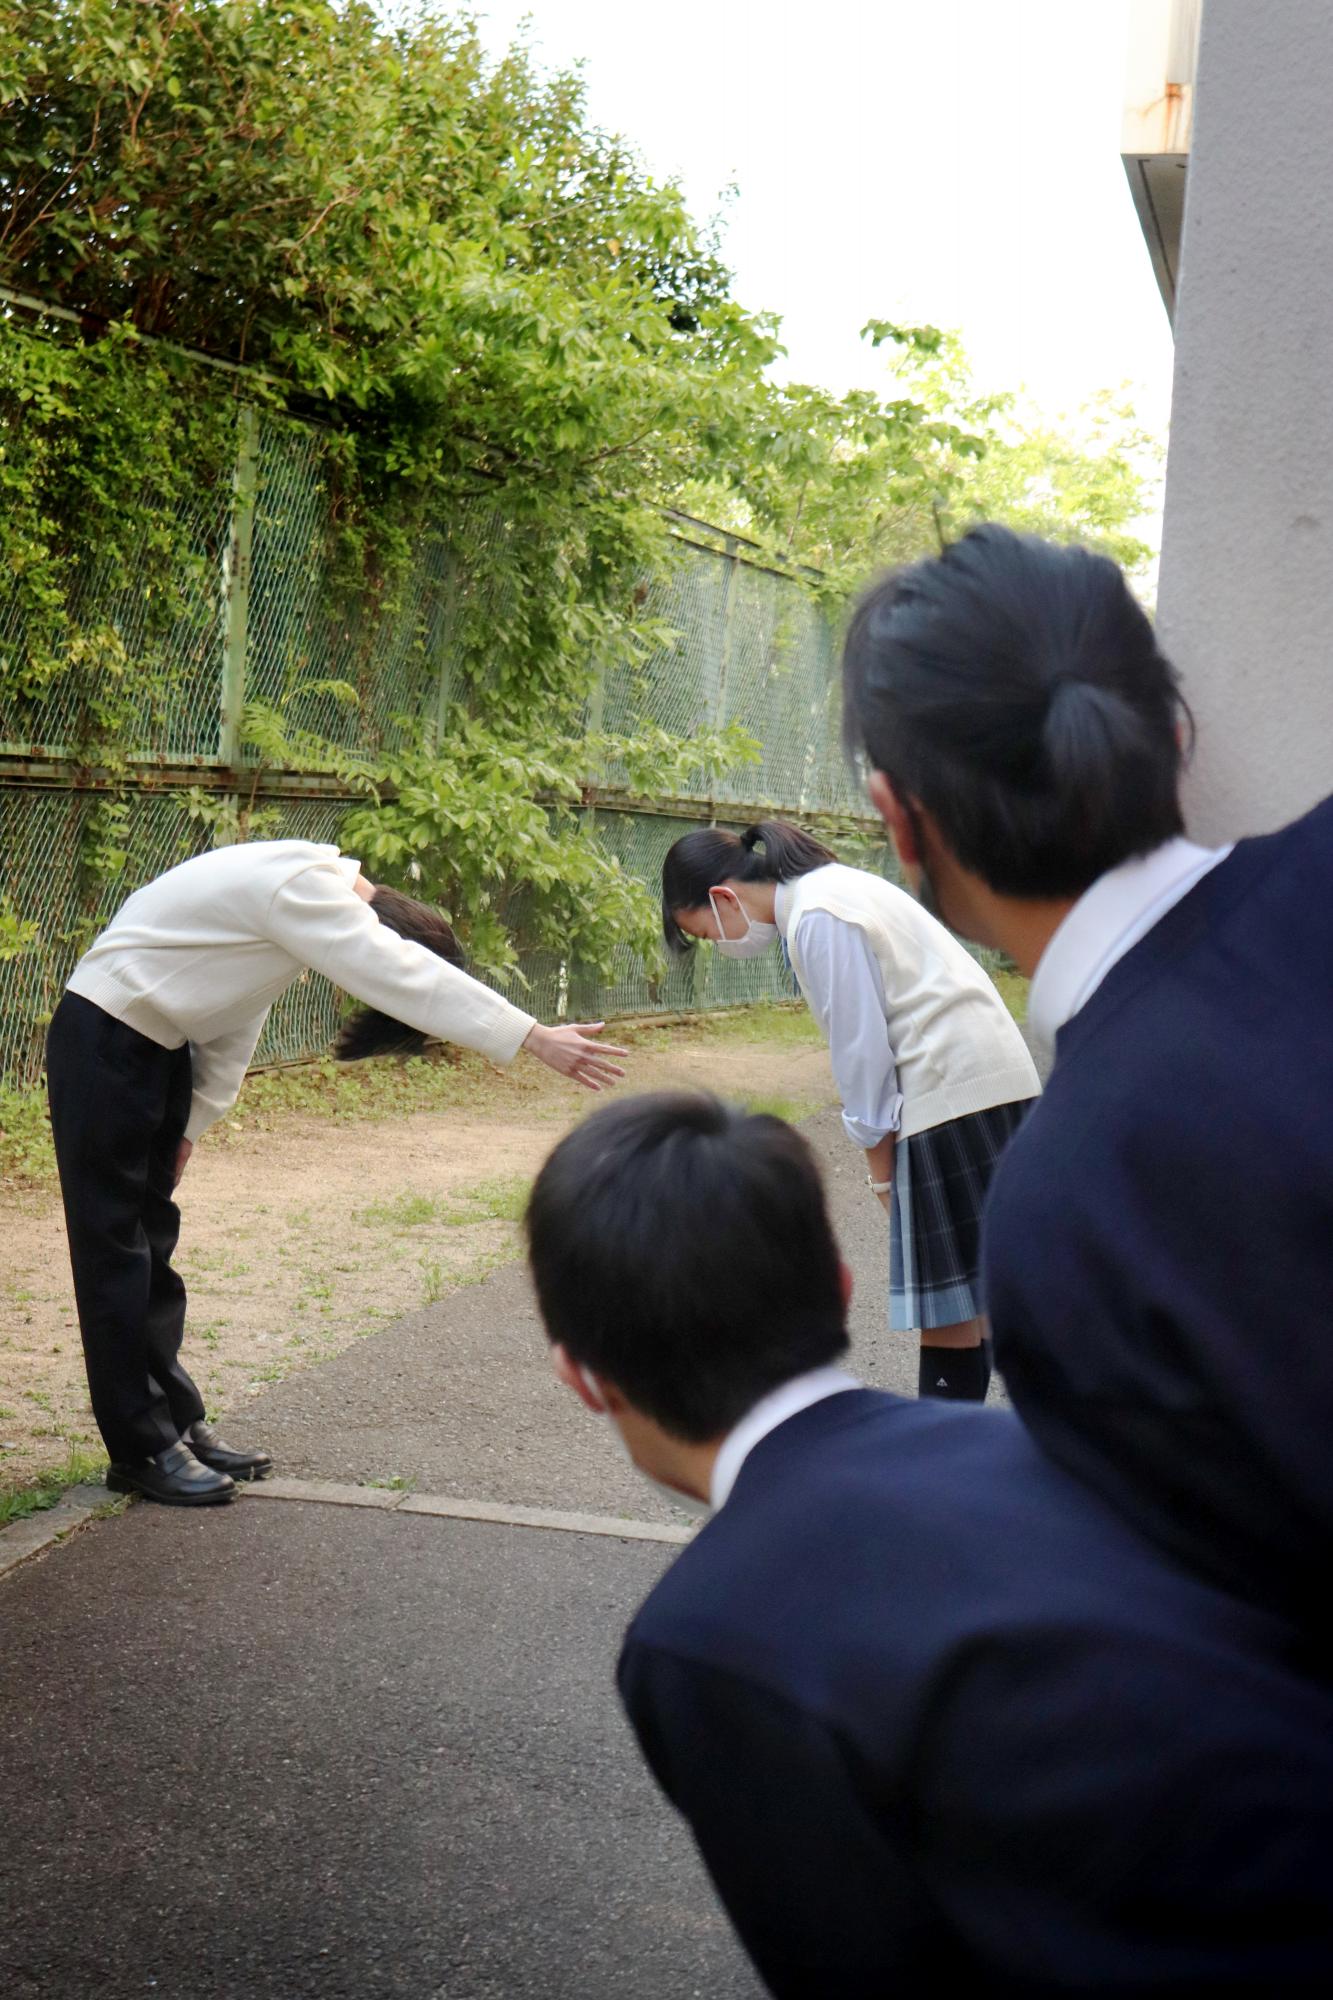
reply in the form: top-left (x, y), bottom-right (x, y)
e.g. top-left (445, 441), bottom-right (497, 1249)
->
top-left (738, 821), bottom-right (838, 878)
top-left (662, 820), bottom-right (837, 955)
top-left (842, 525), bottom-right (1190, 899)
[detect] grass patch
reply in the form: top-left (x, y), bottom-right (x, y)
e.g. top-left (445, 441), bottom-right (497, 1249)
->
top-left (738, 1092), bottom-right (819, 1124)
top-left (451, 1249), bottom-right (514, 1291)
top-left (991, 969), bottom-right (1030, 1024)
top-left (356, 1190), bottom-right (445, 1229)
top-left (459, 1173), bottom-right (531, 1224)
top-left (0, 1444), bottom-right (108, 1524)
top-left (226, 1050), bottom-right (544, 1134)
top-left (0, 1001), bottom-right (834, 1190)
top-left (357, 1173), bottom-right (533, 1237)
top-left (419, 1257), bottom-right (448, 1306)
top-left (622, 1001), bottom-right (820, 1055)
top-left (688, 1002), bottom-right (823, 1048)
top-left (0, 1083), bottom-right (56, 1186)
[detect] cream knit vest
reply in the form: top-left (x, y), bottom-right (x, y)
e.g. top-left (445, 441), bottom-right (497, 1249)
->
top-left (781, 865), bottom-right (1040, 1138)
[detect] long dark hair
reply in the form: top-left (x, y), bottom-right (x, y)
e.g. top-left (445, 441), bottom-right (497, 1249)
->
top-left (333, 886), bottom-right (466, 1061)
top-left (841, 525), bottom-right (1192, 899)
top-left (661, 820), bottom-right (837, 956)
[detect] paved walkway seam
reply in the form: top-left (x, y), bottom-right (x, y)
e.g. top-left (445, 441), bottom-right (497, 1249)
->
top-left (0, 1482), bottom-right (125, 1584)
top-left (245, 1475), bottom-right (694, 1544)
top-left (1, 1475), bottom-right (693, 1582)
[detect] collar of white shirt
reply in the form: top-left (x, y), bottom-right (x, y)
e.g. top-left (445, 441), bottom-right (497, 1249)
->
top-left (709, 1365), bottom-right (862, 1511)
top-left (1027, 837), bottom-right (1233, 1052)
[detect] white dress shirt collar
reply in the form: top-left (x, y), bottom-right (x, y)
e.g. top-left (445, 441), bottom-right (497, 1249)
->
top-left (1028, 838), bottom-right (1233, 1051)
top-left (709, 1365), bottom-right (862, 1511)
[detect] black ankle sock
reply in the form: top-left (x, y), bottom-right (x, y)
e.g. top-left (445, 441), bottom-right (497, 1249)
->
top-left (919, 1343), bottom-right (991, 1402)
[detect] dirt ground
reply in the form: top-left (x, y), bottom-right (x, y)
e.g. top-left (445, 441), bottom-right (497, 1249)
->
top-left (0, 1019), bottom-right (834, 1490)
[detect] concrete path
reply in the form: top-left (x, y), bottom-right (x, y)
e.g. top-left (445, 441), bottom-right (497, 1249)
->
top-left (0, 1496), bottom-right (760, 1999)
top-left (232, 1108), bottom-right (925, 1527)
top-left (0, 1107), bottom-right (962, 1997)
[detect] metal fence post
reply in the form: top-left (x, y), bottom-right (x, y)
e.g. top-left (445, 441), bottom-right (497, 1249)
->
top-left (707, 535), bottom-right (740, 840)
top-left (694, 537), bottom-right (741, 1009)
top-left (714, 535), bottom-right (739, 736)
top-left (433, 546), bottom-right (460, 749)
top-left (218, 405), bottom-right (259, 801)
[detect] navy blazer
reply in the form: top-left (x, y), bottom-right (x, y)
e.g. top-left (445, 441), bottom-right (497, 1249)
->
top-left (984, 795), bottom-right (1333, 1651)
top-left (619, 1391), bottom-right (1333, 1997)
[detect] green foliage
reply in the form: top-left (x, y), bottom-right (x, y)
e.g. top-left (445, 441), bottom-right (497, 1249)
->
top-left (0, 317), bottom-right (239, 709)
top-left (0, 1081), bottom-right (55, 1181)
top-left (947, 384), bottom-right (1161, 576)
top-left (340, 715), bottom-right (760, 983)
top-left (356, 1190), bottom-right (445, 1230)
top-left (462, 1173), bottom-right (532, 1224)
top-left (674, 1001), bottom-right (822, 1050)
top-left (0, 1444), bottom-right (108, 1522)
top-left (0, 1), bottom-right (785, 990)
top-left (0, 1), bottom-right (1155, 1054)
top-left (989, 968), bottom-right (1030, 1025)
top-left (0, 0), bottom-right (777, 717)
top-left (681, 327), bottom-right (1161, 588)
top-left (0, 897), bottom-right (40, 961)
top-left (679, 324), bottom-right (986, 594)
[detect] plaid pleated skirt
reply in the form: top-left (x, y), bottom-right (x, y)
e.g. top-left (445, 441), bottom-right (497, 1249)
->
top-left (888, 1100), bottom-right (1032, 1332)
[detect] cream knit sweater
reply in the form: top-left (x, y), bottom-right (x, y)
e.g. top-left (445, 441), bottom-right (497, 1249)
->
top-left (780, 865), bottom-right (1039, 1138)
top-left (66, 841), bottom-right (535, 1141)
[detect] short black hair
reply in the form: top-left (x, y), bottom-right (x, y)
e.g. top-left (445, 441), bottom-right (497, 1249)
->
top-left (333, 886), bottom-right (466, 1061)
top-left (842, 525), bottom-right (1192, 899)
top-left (525, 1092), bottom-right (849, 1441)
top-left (661, 819), bottom-right (837, 956)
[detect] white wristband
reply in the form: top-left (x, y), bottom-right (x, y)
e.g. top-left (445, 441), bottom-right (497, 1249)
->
top-left (867, 1176), bottom-right (893, 1194)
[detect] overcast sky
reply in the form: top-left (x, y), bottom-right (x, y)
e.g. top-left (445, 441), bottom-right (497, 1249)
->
top-left (472, 0), bottom-right (1176, 432)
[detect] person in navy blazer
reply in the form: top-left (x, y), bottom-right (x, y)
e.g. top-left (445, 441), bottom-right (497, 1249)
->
top-left (841, 526), bottom-right (1333, 1661)
top-left (525, 1092), bottom-right (1333, 1997)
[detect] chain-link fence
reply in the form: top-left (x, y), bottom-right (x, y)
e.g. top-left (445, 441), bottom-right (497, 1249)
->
top-left (0, 406), bottom-right (888, 1090)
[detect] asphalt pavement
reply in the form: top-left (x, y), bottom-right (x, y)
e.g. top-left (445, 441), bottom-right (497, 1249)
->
top-left (235, 1108), bottom-right (925, 1524)
top-left (0, 1106), bottom-right (946, 1998)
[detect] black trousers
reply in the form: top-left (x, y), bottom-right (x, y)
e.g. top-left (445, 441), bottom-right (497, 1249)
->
top-left (46, 991), bottom-right (205, 1462)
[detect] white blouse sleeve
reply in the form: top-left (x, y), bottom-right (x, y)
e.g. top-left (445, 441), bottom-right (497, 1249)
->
top-left (793, 910), bottom-right (903, 1147)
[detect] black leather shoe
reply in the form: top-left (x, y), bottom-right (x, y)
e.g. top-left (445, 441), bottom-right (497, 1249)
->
top-left (106, 1441), bottom-right (235, 1506)
top-left (186, 1420), bottom-right (273, 1482)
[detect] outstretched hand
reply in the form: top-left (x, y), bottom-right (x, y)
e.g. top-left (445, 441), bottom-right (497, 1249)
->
top-left (523, 1021), bottom-right (628, 1092)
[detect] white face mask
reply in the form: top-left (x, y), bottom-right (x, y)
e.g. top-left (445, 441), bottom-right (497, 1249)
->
top-left (579, 1365), bottom-right (711, 1519)
top-left (709, 888), bottom-right (779, 960)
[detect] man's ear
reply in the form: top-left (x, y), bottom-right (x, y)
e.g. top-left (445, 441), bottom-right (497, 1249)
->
top-left (866, 771), bottom-right (921, 869)
top-left (552, 1343), bottom-right (616, 1415)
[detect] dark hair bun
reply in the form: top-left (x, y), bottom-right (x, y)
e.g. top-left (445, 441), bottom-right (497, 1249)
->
top-left (1042, 677), bottom-right (1147, 788)
top-left (840, 524), bottom-right (1189, 899)
top-left (740, 825), bottom-right (763, 851)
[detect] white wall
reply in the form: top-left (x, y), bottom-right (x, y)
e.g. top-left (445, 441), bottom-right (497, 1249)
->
top-left (1156, 0), bottom-right (1333, 840)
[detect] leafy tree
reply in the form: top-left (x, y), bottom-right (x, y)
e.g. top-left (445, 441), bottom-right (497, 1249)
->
top-left (0, 2), bottom-right (1159, 1008)
top-left (680, 326), bottom-right (1160, 587)
top-left (0, 2), bottom-right (779, 707)
top-left (0, 1), bottom-right (788, 983)
top-left (947, 383), bottom-right (1161, 577)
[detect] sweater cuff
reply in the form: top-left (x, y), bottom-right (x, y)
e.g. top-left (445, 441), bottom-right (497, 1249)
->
top-left (474, 1005), bottom-right (536, 1067)
top-left (184, 1099), bottom-right (221, 1144)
